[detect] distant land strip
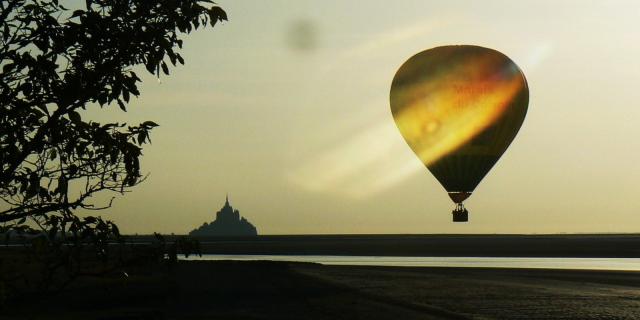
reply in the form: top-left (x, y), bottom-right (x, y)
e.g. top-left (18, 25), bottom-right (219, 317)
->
top-left (122, 234), bottom-right (640, 258)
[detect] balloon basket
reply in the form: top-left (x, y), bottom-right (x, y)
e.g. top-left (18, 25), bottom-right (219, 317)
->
top-left (452, 203), bottom-right (468, 222)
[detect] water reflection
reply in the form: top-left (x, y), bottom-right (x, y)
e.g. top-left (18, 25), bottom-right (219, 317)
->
top-left (185, 255), bottom-right (640, 271)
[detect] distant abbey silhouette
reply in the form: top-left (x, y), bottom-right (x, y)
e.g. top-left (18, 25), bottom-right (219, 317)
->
top-left (189, 195), bottom-right (258, 236)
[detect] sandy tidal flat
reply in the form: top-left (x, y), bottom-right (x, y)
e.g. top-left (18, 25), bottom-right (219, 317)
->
top-left (3, 261), bottom-right (640, 319)
top-left (296, 264), bottom-right (640, 319)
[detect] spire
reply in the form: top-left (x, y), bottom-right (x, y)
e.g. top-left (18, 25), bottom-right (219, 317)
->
top-left (225, 193), bottom-right (229, 206)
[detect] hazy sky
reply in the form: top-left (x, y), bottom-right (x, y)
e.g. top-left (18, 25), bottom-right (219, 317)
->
top-left (86, 0), bottom-right (640, 234)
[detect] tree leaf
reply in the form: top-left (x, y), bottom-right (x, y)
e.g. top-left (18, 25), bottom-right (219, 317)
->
top-left (2, 63), bottom-right (14, 73)
top-left (70, 10), bottom-right (85, 18)
top-left (142, 121), bottom-right (159, 127)
top-left (145, 61), bottom-right (156, 74)
top-left (137, 132), bottom-right (146, 144)
top-left (161, 61), bottom-right (169, 75)
top-left (123, 88), bottom-right (130, 102)
top-left (117, 99), bottom-right (127, 112)
top-left (69, 111), bottom-right (81, 123)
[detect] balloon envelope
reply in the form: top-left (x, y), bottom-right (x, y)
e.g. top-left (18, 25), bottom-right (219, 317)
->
top-left (390, 45), bottom-right (528, 203)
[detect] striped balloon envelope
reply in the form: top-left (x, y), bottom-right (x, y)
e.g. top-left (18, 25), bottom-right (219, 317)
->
top-left (390, 45), bottom-right (529, 222)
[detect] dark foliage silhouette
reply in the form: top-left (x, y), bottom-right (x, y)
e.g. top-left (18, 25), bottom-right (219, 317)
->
top-left (0, 0), bottom-right (226, 297)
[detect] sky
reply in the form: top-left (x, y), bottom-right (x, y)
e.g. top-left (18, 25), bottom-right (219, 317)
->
top-left (85, 0), bottom-right (640, 234)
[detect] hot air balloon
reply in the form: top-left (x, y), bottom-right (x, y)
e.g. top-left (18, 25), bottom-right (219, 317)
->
top-left (390, 45), bottom-right (528, 222)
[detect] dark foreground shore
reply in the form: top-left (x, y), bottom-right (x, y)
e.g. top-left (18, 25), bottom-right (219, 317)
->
top-left (3, 260), bottom-right (640, 320)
